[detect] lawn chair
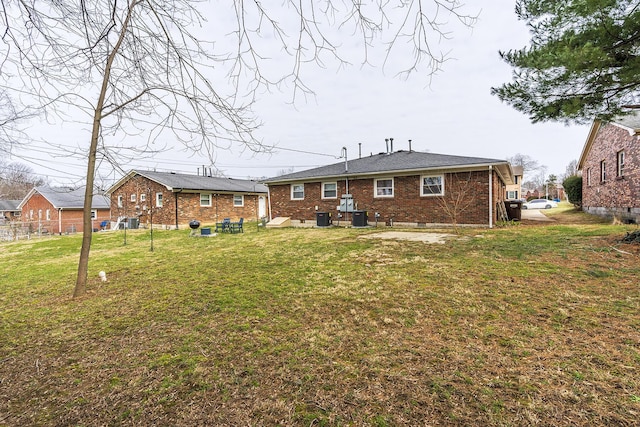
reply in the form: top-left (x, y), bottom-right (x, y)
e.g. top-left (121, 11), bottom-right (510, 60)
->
top-left (215, 218), bottom-right (231, 233)
top-left (230, 218), bottom-right (244, 233)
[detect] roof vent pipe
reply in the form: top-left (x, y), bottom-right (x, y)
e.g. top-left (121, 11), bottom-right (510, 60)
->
top-left (409, 139), bottom-right (412, 152)
top-left (358, 143), bottom-right (362, 159)
top-left (385, 138), bottom-right (389, 153)
top-left (341, 147), bottom-right (348, 172)
top-left (390, 137), bottom-right (394, 153)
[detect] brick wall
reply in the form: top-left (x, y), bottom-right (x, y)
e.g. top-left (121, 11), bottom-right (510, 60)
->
top-left (582, 123), bottom-right (640, 221)
top-left (110, 175), bottom-right (264, 228)
top-left (268, 170), bottom-right (505, 226)
top-left (20, 193), bottom-right (110, 234)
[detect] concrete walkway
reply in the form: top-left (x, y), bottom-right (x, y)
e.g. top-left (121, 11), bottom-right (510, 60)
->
top-left (521, 209), bottom-right (555, 221)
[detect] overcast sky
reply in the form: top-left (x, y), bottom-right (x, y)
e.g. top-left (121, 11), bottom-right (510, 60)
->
top-left (8, 0), bottom-right (591, 188)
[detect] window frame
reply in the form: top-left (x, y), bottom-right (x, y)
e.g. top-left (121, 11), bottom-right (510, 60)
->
top-left (291, 183), bottom-right (304, 200)
top-left (156, 192), bottom-right (163, 207)
top-left (90, 210), bottom-right (97, 219)
top-left (200, 193), bottom-right (212, 207)
top-left (322, 182), bottom-right (338, 199)
top-left (374, 178), bottom-right (394, 198)
top-left (600, 160), bottom-right (606, 183)
top-left (130, 194), bottom-right (136, 202)
top-left (233, 194), bottom-right (244, 207)
top-left (117, 195), bottom-right (123, 208)
top-left (420, 174), bottom-right (444, 197)
top-left (140, 193), bottom-right (146, 202)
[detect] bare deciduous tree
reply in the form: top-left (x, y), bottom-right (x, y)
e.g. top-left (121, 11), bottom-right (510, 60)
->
top-left (0, 160), bottom-right (46, 199)
top-left (436, 172), bottom-right (478, 231)
top-left (1, 0), bottom-right (476, 297)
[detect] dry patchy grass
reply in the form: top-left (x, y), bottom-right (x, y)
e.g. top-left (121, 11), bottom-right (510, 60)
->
top-left (1, 219), bottom-right (640, 426)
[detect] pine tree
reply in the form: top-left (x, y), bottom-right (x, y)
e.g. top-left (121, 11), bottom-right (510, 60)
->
top-left (492, 0), bottom-right (640, 124)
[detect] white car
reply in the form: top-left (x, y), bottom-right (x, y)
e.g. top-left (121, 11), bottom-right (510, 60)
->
top-left (523, 199), bottom-right (558, 209)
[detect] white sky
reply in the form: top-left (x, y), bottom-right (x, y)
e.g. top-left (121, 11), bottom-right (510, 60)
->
top-left (8, 0), bottom-right (591, 188)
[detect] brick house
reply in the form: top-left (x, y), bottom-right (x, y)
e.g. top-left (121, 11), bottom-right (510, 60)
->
top-left (578, 113), bottom-right (640, 223)
top-left (264, 150), bottom-right (514, 228)
top-left (0, 200), bottom-right (22, 222)
top-left (106, 170), bottom-right (268, 229)
top-left (18, 186), bottom-right (111, 234)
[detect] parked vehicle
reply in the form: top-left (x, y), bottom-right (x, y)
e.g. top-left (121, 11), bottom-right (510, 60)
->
top-left (523, 199), bottom-right (558, 209)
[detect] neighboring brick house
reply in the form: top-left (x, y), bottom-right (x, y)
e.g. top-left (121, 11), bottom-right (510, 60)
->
top-left (578, 113), bottom-right (640, 223)
top-left (18, 186), bottom-right (111, 234)
top-left (505, 165), bottom-right (523, 200)
top-left (264, 149), bottom-right (514, 228)
top-left (0, 200), bottom-right (22, 222)
top-left (106, 170), bottom-right (268, 229)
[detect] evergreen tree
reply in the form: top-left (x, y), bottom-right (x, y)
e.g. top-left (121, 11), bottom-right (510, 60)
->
top-left (492, 0), bottom-right (640, 124)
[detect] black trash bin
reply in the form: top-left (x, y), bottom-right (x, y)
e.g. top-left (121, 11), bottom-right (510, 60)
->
top-left (352, 210), bottom-right (368, 227)
top-left (316, 212), bottom-right (331, 227)
top-left (504, 200), bottom-right (523, 221)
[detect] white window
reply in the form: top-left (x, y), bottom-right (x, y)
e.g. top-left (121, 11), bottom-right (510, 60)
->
top-left (233, 194), bottom-right (244, 207)
top-left (38, 209), bottom-right (42, 219)
top-left (200, 193), bottom-right (211, 207)
top-left (587, 168), bottom-right (591, 186)
top-left (374, 178), bottom-right (394, 197)
top-left (322, 182), bottom-right (337, 199)
top-left (507, 191), bottom-right (518, 199)
top-left (421, 175), bottom-right (444, 196)
top-left (156, 192), bottom-right (163, 207)
top-left (117, 195), bottom-right (123, 208)
top-left (617, 150), bottom-right (625, 177)
top-left (140, 193), bottom-right (146, 202)
top-left (46, 209), bottom-right (50, 220)
top-left (130, 194), bottom-right (136, 202)
top-left (291, 184), bottom-right (304, 200)
top-left (91, 210), bottom-right (97, 219)
top-left (600, 160), bottom-right (606, 182)
top-left (29, 209), bottom-right (33, 219)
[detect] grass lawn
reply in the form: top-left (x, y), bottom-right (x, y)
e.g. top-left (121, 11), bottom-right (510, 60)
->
top-left (1, 210), bottom-right (640, 426)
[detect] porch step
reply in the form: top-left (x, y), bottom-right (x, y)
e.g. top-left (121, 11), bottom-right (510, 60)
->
top-left (266, 217), bottom-right (291, 228)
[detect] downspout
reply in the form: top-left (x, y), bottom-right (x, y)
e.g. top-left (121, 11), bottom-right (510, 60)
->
top-left (267, 186), bottom-right (273, 221)
top-left (174, 190), bottom-right (181, 230)
top-left (488, 165), bottom-right (493, 229)
top-left (58, 208), bottom-right (63, 235)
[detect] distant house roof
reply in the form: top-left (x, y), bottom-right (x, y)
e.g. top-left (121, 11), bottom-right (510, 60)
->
top-left (578, 111), bottom-right (640, 170)
top-left (264, 150), bottom-right (513, 184)
top-left (0, 200), bottom-right (22, 212)
top-left (18, 187), bottom-right (110, 210)
top-left (107, 170), bottom-right (268, 195)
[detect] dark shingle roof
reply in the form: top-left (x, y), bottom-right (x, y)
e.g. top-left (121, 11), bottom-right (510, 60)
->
top-left (265, 150), bottom-right (509, 183)
top-left (113, 170), bottom-right (268, 194)
top-left (0, 200), bottom-right (22, 211)
top-left (28, 187), bottom-right (110, 209)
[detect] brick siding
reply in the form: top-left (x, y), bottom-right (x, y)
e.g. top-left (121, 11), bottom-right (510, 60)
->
top-left (20, 193), bottom-right (110, 234)
top-left (582, 123), bottom-right (640, 221)
top-left (111, 175), bottom-right (264, 229)
top-left (269, 170), bottom-right (506, 226)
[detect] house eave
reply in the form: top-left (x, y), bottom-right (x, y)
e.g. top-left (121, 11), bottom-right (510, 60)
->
top-left (266, 162), bottom-right (513, 186)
